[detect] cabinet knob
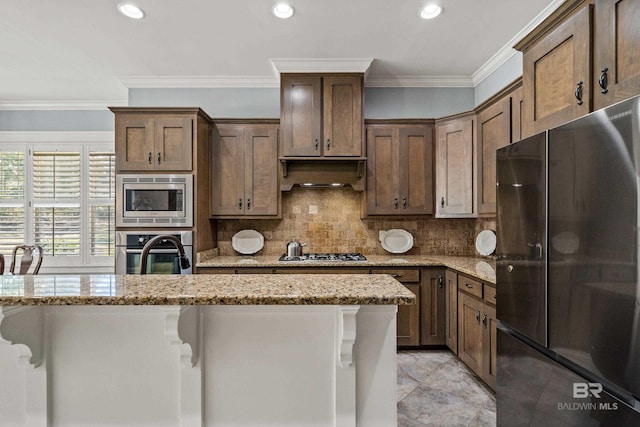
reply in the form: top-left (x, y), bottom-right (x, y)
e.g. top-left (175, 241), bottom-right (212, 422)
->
top-left (238, 198), bottom-right (243, 209)
top-left (598, 68), bottom-right (609, 94)
top-left (147, 152), bottom-right (152, 164)
top-left (575, 81), bottom-right (584, 106)
top-left (507, 265), bottom-right (514, 273)
top-left (394, 198), bottom-right (398, 209)
top-left (326, 139), bottom-right (331, 150)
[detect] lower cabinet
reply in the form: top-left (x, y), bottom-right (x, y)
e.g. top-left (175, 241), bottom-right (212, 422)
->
top-left (420, 269), bottom-right (446, 345)
top-left (457, 276), bottom-right (496, 390)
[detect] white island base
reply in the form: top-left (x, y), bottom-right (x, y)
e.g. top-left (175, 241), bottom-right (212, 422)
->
top-left (0, 304), bottom-right (398, 427)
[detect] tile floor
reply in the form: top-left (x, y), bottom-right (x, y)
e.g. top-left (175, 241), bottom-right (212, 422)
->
top-left (397, 350), bottom-right (496, 427)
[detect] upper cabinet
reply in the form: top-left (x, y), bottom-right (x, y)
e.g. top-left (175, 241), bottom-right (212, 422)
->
top-left (280, 73), bottom-right (364, 158)
top-left (435, 113), bottom-right (475, 218)
top-left (594, 0), bottom-right (640, 109)
top-left (517, 0), bottom-right (640, 137)
top-left (111, 108), bottom-right (206, 172)
top-left (210, 121), bottom-right (280, 218)
top-left (364, 121), bottom-right (434, 216)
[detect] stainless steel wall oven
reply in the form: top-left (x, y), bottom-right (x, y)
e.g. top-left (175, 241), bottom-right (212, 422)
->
top-left (115, 230), bottom-right (193, 275)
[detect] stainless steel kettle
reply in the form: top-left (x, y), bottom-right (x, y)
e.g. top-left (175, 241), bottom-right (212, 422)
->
top-left (286, 239), bottom-right (306, 257)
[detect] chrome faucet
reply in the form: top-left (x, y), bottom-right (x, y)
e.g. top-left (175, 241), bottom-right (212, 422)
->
top-left (139, 235), bottom-right (190, 274)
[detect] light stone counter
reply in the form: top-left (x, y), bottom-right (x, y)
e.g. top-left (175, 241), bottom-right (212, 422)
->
top-left (0, 273), bottom-right (416, 306)
top-left (1, 272), bottom-right (410, 426)
top-left (197, 254), bottom-right (497, 284)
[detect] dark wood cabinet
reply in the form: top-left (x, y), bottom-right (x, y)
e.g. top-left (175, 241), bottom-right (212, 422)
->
top-left (420, 268), bottom-right (446, 345)
top-left (280, 73), bottom-right (363, 158)
top-left (112, 109), bottom-right (198, 172)
top-left (520, 3), bottom-right (593, 138)
top-left (365, 122), bottom-right (434, 216)
top-left (445, 270), bottom-right (458, 354)
top-left (211, 122), bottom-right (280, 218)
top-left (457, 276), bottom-right (497, 390)
top-left (476, 95), bottom-right (511, 215)
top-left (435, 113), bottom-right (475, 217)
top-left (594, 0), bottom-right (640, 109)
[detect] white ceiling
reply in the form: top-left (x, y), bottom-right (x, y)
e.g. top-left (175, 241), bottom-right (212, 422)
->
top-left (0, 0), bottom-right (561, 109)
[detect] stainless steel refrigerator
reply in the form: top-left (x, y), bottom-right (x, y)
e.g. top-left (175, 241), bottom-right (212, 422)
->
top-left (496, 95), bottom-right (640, 426)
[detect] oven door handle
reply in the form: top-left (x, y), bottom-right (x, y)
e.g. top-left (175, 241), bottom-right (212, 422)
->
top-left (125, 249), bottom-right (181, 254)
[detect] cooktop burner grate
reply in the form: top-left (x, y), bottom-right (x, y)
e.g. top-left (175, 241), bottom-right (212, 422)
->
top-left (278, 253), bottom-right (367, 262)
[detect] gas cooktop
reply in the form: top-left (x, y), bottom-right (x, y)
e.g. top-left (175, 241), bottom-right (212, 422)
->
top-left (278, 253), bottom-right (367, 262)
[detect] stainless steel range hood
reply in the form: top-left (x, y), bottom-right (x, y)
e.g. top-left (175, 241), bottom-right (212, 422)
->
top-left (280, 158), bottom-right (366, 191)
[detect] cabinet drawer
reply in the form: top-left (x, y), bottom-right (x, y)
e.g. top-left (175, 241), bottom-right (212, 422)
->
top-left (273, 269), bottom-right (369, 274)
top-left (372, 269), bottom-right (420, 283)
top-left (197, 268), bottom-right (235, 274)
top-left (483, 285), bottom-right (497, 305)
top-left (458, 276), bottom-right (483, 298)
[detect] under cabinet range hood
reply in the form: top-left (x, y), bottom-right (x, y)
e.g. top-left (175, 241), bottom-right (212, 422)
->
top-left (279, 158), bottom-right (366, 191)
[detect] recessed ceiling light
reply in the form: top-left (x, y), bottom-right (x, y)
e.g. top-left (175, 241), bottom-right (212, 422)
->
top-left (272, 2), bottom-right (295, 19)
top-left (118, 2), bottom-right (145, 19)
top-left (420, 4), bottom-right (443, 19)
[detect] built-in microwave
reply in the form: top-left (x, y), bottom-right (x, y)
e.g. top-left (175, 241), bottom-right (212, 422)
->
top-left (116, 174), bottom-right (193, 227)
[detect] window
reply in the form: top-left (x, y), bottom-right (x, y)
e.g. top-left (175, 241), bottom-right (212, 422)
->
top-left (0, 134), bottom-right (114, 272)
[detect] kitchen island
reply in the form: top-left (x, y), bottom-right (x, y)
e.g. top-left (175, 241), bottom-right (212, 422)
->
top-left (0, 274), bottom-right (414, 427)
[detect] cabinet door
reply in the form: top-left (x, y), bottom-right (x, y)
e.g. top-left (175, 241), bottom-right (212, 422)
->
top-left (421, 269), bottom-right (445, 345)
top-left (155, 116), bottom-right (193, 171)
top-left (477, 96), bottom-right (511, 215)
top-left (522, 5), bottom-right (592, 137)
top-left (115, 115), bottom-right (155, 171)
top-left (245, 126), bottom-right (279, 216)
top-left (365, 126), bottom-right (400, 215)
top-left (482, 303), bottom-right (497, 390)
top-left (323, 74), bottom-right (363, 157)
top-left (399, 126), bottom-right (434, 215)
top-left (211, 125), bottom-right (246, 215)
top-left (281, 74), bottom-right (322, 157)
top-left (435, 116), bottom-right (474, 217)
top-left (511, 85), bottom-right (524, 143)
top-left (445, 270), bottom-right (458, 354)
top-left (397, 283), bottom-right (421, 346)
top-left (594, 0), bottom-right (640, 109)
top-left (457, 292), bottom-right (483, 375)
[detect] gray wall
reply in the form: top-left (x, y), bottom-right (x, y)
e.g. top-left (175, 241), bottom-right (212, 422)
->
top-left (474, 53), bottom-right (523, 106)
top-left (128, 86), bottom-right (476, 119)
top-left (0, 110), bottom-right (114, 131)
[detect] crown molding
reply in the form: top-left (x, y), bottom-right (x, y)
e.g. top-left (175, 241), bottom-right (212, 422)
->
top-left (472, 0), bottom-right (566, 86)
top-left (365, 75), bottom-right (474, 88)
top-left (0, 131), bottom-right (114, 143)
top-left (270, 58), bottom-right (374, 74)
top-left (0, 100), bottom-right (127, 111)
top-left (118, 76), bottom-right (279, 88)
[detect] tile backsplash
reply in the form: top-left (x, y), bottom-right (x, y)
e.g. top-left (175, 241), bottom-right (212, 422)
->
top-left (216, 187), bottom-right (495, 257)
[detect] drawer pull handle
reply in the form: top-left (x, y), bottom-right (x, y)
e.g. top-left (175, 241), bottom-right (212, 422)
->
top-left (238, 198), bottom-right (243, 209)
top-left (575, 81), bottom-right (584, 106)
top-left (475, 310), bottom-right (481, 324)
top-left (465, 283), bottom-right (474, 289)
top-left (247, 198), bottom-right (251, 210)
top-left (394, 198), bottom-right (398, 209)
top-left (482, 313), bottom-right (488, 328)
top-left (326, 139), bottom-right (331, 150)
top-left (157, 152), bottom-right (161, 164)
top-left (391, 273), bottom-right (403, 278)
top-left (315, 139), bottom-right (319, 150)
top-left (147, 152), bottom-right (152, 164)
top-left (598, 67), bottom-right (609, 94)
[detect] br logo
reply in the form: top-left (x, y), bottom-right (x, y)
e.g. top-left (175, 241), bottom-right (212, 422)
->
top-left (573, 383), bottom-right (603, 398)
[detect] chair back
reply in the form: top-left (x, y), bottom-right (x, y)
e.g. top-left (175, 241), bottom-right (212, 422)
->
top-left (10, 245), bottom-right (44, 275)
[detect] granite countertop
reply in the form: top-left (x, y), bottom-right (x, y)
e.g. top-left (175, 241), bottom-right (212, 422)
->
top-left (0, 274), bottom-right (416, 306)
top-left (197, 255), bottom-right (497, 284)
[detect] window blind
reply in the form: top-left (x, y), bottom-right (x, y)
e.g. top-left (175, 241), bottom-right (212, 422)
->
top-left (0, 151), bottom-right (26, 254)
top-left (89, 152), bottom-right (115, 257)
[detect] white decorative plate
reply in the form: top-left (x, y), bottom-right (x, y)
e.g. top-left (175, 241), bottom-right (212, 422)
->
top-left (379, 229), bottom-right (414, 254)
top-left (475, 230), bottom-right (497, 256)
top-left (231, 230), bottom-right (264, 255)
